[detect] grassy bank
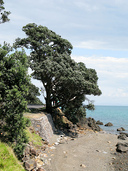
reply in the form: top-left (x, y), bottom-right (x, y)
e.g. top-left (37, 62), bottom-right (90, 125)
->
top-left (0, 112), bottom-right (46, 171)
top-left (0, 141), bottom-right (25, 171)
top-left (0, 127), bottom-right (43, 171)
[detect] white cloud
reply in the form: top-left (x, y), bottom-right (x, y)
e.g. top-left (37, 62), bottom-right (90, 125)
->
top-left (72, 55), bottom-right (128, 105)
top-left (74, 37), bottom-right (128, 51)
top-left (74, 40), bottom-right (107, 50)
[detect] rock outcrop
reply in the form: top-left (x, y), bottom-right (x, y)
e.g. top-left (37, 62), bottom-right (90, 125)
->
top-left (117, 134), bottom-right (127, 140)
top-left (86, 117), bottom-right (102, 131)
top-left (104, 122), bottom-right (113, 126)
top-left (116, 142), bottom-right (128, 153)
top-left (117, 127), bottom-right (125, 131)
top-left (96, 120), bottom-right (103, 125)
top-left (120, 132), bottom-right (128, 137)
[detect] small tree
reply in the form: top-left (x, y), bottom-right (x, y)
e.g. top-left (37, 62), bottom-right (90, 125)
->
top-left (0, 44), bottom-right (29, 159)
top-left (0, 0), bottom-right (10, 24)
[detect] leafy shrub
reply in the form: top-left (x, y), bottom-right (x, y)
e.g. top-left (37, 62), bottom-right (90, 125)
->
top-left (0, 44), bottom-right (30, 159)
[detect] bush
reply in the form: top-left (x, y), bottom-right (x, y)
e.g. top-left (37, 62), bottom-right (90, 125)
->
top-left (0, 44), bottom-right (30, 159)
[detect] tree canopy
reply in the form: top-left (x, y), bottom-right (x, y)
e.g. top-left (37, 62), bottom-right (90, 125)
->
top-left (0, 0), bottom-right (10, 24)
top-left (15, 23), bottom-right (101, 115)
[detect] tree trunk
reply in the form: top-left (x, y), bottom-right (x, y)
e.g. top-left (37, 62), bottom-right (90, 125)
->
top-left (46, 88), bottom-right (52, 113)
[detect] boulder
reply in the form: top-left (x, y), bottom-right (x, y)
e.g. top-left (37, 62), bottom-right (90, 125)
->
top-left (30, 148), bottom-right (39, 156)
top-left (118, 134), bottom-right (127, 140)
top-left (87, 117), bottom-right (101, 131)
top-left (120, 132), bottom-right (128, 137)
top-left (117, 127), bottom-right (125, 131)
top-left (25, 159), bottom-right (37, 171)
top-left (116, 142), bottom-right (128, 153)
top-left (105, 122), bottom-right (113, 126)
top-left (96, 120), bottom-right (103, 125)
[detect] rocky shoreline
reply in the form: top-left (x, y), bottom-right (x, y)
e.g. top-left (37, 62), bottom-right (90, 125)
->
top-left (23, 129), bottom-right (128, 171)
top-left (23, 113), bottom-right (128, 171)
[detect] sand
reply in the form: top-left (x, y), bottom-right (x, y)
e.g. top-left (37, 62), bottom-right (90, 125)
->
top-left (46, 131), bottom-right (128, 171)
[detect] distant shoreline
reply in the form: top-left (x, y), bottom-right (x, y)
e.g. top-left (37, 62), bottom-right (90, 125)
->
top-left (86, 105), bottom-right (128, 135)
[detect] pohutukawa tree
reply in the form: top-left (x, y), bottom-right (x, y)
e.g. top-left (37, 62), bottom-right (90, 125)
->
top-left (15, 23), bottom-right (102, 115)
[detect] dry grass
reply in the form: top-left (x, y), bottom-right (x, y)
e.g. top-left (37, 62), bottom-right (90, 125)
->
top-left (24, 112), bottom-right (45, 119)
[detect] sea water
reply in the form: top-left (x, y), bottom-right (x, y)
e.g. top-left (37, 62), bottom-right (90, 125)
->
top-left (86, 105), bottom-right (128, 134)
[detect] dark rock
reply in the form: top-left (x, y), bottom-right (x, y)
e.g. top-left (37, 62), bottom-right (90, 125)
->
top-left (96, 120), bottom-right (103, 125)
top-left (68, 130), bottom-right (78, 138)
top-left (25, 159), bottom-right (37, 171)
top-left (30, 148), bottom-right (39, 156)
top-left (118, 134), bottom-right (127, 140)
top-left (116, 142), bottom-right (128, 153)
top-left (120, 132), bottom-right (128, 137)
top-left (87, 117), bottom-right (102, 131)
top-left (105, 122), bottom-right (113, 126)
top-left (117, 127), bottom-right (125, 131)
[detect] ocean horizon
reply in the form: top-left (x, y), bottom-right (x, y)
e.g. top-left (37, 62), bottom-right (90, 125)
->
top-left (86, 105), bottom-right (128, 134)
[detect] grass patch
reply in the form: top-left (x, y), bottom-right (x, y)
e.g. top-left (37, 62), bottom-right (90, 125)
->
top-left (25, 128), bottom-right (43, 146)
top-left (0, 142), bottom-right (25, 171)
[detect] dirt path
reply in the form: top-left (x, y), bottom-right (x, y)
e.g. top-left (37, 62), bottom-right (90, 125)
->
top-left (47, 131), bottom-right (126, 171)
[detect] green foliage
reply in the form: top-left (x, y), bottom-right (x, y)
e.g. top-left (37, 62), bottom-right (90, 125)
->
top-left (25, 82), bottom-right (43, 105)
top-left (64, 106), bottom-right (85, 124)
top-left (0, 44), bottom-right (29, 159)
top-left (62, 94), bottom-right (86, 123)
top-left (0, 0), bottom-right (10, 24)
top-left (14, 23), bottom-right (102, 120)
top-left (24, 117), bottom-right (31, 127)
top-left (0, 141), bottom-right (25, 171)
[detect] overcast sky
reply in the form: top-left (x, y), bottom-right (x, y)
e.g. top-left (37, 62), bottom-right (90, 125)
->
top-left (1, 0), bottom-right (128, 106)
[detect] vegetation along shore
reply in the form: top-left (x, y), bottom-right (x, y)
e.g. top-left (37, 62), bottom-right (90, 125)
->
top-left (1, 1), bottom-right (128, 171)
